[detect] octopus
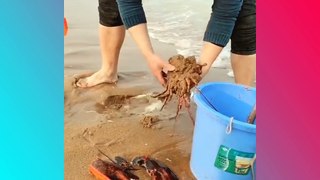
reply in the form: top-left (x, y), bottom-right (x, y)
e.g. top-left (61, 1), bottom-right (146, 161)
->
top-left (152, 55), bottom-right (207, 125)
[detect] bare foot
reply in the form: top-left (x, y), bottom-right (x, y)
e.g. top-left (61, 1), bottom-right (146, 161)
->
top-left (75, 70), bottom-right (118, 88)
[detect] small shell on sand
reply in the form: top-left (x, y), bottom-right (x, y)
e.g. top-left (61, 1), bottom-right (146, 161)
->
top-left (140, 115), bottom-right (159, 128)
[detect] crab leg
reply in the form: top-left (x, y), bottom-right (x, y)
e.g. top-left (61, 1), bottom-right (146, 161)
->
top-left (152, 85), bottom-right (169, 98)
top-left (175, 96), bottom-right (183, 120)
top-left (160, 96), bottom-right (169, 111)
top-left (186, 107), bottom-right (195, 126)
top-left (179, 80), bottom-right (187, 96)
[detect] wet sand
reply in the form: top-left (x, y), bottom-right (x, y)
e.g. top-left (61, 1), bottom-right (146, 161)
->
top-left (64, 71), bottom-right (232, 180)
top-left (64, 0), bottom-right (235, 179)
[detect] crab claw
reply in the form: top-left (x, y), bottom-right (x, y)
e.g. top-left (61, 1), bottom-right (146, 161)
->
top-left (115, 157), bottom-right (129, 168)
top-left (131, 156), bottom-right (179, 180)
top-left (132, 156), bottom-right (160, 173)
top-left (131, 156), bottom-right (148, 167)
top-left (114, 156), bottom-right (140, 179)
top-left (89, 158), bottom-right (132, 180)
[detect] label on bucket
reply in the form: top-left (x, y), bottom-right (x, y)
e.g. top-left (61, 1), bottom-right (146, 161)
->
top-left (214, 145), bottom-right (255, 175)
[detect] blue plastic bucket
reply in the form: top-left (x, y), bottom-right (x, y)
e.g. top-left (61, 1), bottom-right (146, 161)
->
top-left (190, 82), bottom-right (256, 180)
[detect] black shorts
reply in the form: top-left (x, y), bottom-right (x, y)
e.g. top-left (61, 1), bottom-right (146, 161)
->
top-left (231, 0), bottom-right (256, 55)
top-left (98, 0), bottom-right (123, 27)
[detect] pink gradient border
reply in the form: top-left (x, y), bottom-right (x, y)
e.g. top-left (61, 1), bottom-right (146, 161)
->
top-left (258, 0), bottom-right (320, 179)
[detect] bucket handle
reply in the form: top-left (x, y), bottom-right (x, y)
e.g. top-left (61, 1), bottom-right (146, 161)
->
top-left (247, 104), bottom-right (256, 124)
top-left (225, 117), bottom-right (234, 134)
top-left (251, 154), bottom-right (256, 180)
top-left (194, 87), bottom-right (219, 112)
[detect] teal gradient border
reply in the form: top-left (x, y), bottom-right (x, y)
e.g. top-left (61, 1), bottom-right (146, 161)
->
top-left (0, 1), bottom-right (64, 179)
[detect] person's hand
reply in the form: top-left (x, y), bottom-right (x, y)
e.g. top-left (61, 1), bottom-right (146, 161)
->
top-left (146, 54), bottom-right (175, 86)
top-left (200, 64), bottom-right (210, 79)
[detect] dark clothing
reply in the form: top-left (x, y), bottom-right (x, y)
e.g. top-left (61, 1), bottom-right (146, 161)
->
top-left (204, 0), bottom-right (256, 55)
top-left (116, 0), bottom-right (147, 28)
top-left (98, 0), bottom-right (146, 27)
top-left (98, 0), bottom-right (256, 55)
top-left (98, 0), bottom-right (123, 27)
top-left (231, 0), bottom-right (256, 55)
top-left (204, 0), bottom-right (244, 47)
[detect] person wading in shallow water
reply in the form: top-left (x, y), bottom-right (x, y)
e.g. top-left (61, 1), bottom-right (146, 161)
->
top-left (75, 0), bottom-right (255, 87)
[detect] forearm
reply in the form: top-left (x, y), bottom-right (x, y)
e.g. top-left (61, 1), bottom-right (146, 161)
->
top-left (116, 0), bottom-right (154, 61)
top-left (200, 42), bottom-right (223, 77)
top-left (127, 24), bottom-right (155, 60)
top-left (201, 0), bottom-right (243, 77)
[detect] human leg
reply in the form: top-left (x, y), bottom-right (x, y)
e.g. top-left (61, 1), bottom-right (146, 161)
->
top-left (230, 0), bottom-right (256, 86)
top-left (231, 54), bottom-right (256, 86)
top-left (76, 0), bottom-right (125, 87)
